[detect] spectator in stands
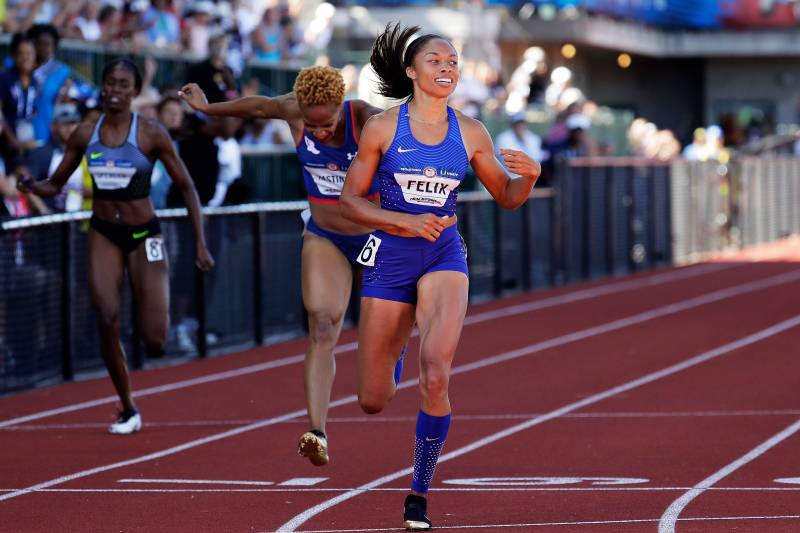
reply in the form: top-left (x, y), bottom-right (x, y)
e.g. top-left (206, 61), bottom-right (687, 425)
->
top-left (495, 112), bottom-right (545, 174)
top-left (184, 0), bottom-right (216, 58)
top-left (0, 113), bottom-right (23, 173)
top-left (449, 60), bottom-right (489, 119)
top-left (239, 116), bottom-right (294, 147)
top-left (142, 0), bottom-right (181, 51)
top-left (682, 127), bottom-right (707, 160)
top-left (78, 95), bottom-right (102, 124)
top-left (303, 2), bottom-right (335, 60)
top-left (150, 95), bottom-right (183, 208)
top-left (251, 6), bottom-right (282, 63)
top-left (70, 1), bottom-right (102, 42)
top-left (528, 57), bottom-right (549, 106)
top-left (704, 124), bottom-right (730, 163)
top-left (216, 3), bottom-right (249, 78)
top-left (131, 56), bottom-right (162, 120)
top-left (563, 112), bottom-right (597, 158)
top-left (1, 172), bottom-right (34, 218)
top-left (28, 23), bottom-right (71, 146)
top-left (18, 104), bottom-right (87, 212)
top-left (3, 0), bottom-right (41, 33)
top-left (545, 102), bottom-right (580, 156)
top-left (97, 3), bottom-right (123, 45)
top-left (187, 33), bottom-right (238, 104)
top-left (0, 33), bottom-right (38, 157)
top-left (170, 32), bottom-right (240, 207)
top-left (230, 0), bottom-right (259, 37)
top-left (279, 12), bottom-right (305, 62)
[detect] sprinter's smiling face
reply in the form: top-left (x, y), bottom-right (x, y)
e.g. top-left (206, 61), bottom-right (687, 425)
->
top-left (406, 39), bottom-right (459, 98)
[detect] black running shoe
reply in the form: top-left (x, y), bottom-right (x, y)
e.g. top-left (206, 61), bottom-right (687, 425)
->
top-left (403, 494), bottom-right (432, 530)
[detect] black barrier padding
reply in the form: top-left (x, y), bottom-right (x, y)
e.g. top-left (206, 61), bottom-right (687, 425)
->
top-left (528, 197), bottom-right (554, 289)
top-left (459, 201), bottom-right (497, 303)
top-left (203, 214), bottom-right (258, 352)
top-left (497, 207), bottom-right (525, 294)
top-left (262, 211), bottom-right (306, 341)
top-left (586, 166), bottom-right (610, 279)
top-left (0, 226), bottom-right (64, 391)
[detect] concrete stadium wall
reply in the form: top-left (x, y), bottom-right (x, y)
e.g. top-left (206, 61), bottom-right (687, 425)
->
top-left (704, 57), bottom-right (800, 132)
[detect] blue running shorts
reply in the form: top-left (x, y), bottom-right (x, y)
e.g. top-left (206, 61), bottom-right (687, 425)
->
top-left (305, 217), bottom-right (371, 265)
top-left (358, 225), bottom-right (468, 304)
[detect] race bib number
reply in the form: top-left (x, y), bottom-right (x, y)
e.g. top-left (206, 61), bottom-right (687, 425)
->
top-left (145, 237), bottom-right (165, 262)
top-left (393, 172), bottom-right (461, 207)
top-left (357, 234), bottom-right (382, 267)
top-left (88, 160), bottom-right (137, 190)
top-left (305, 166), bottom-right (347, 196)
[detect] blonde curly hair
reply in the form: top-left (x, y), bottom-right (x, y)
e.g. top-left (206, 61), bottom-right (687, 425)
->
top-left (293, 66), bottom-right (345, 106)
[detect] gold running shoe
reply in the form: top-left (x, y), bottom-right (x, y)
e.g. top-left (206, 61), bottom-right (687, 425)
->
top-left (297, 430), bottom-right (329, 466)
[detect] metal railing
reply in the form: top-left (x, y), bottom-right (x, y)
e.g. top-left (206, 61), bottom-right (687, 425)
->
top-left (3, 155), bottom-right (798, 395)
top-left (0, 191), bottom-right (555, 393)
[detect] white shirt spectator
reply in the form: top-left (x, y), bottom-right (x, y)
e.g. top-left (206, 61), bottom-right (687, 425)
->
top-left (495, 114), bottom-right (545, 172)
top-left (75, 17), bottom-right (101, 41)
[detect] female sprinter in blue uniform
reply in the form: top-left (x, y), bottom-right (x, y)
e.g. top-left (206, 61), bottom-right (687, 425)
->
top-left (340, 24), bottom-right (541, 529)
top-left (19, 60), bottom-right (214, 434)
top-left (179, 66), bottom-right (405, 467)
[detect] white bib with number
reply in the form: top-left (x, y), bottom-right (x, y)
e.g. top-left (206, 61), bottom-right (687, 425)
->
top-left (305, 165), bottom-right (347, 196)
top-left (393, 172), bottom-right (461, 207)
top-left (145, 237), bottom-right (165, 262)
top-left (89, 160), bottom-right (137, 190)
top-left (357, 234), bottom-right (382, 267)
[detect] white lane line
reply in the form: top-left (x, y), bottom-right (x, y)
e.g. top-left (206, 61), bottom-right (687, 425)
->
top-left (118, 478), bottom-right (275, 486)
top-left (7, 409), bottom-right (800, 431)
top-left (276, 315), bottom-right (800, 532)
top-left (775, 478), bottom-right (800, 484)
top-left (117, 477), bottom-right (328, 487)
top-left (278, 515), bottom-right (800, 533)
top-left (461, 263), bottom-right (731, 326)
top-left (658, 418), bottom-right (800, 533)
top-left (0, 263), bottom-right (732, 429)
top-left (279, 478), bottom-right (328, 487)
top-left (4, 486), bottom-right (800, 494)
top-left (0, 396), bottom-right (352, 503)
top-left (2, 271), bottom-right (797, 505)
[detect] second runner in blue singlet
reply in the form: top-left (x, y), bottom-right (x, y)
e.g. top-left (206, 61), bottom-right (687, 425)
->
top-left (297, 100), bottom-right (380, 263)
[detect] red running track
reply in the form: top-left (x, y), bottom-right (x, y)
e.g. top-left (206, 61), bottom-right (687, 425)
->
top-left (1, 237), bottom-right (799, 533)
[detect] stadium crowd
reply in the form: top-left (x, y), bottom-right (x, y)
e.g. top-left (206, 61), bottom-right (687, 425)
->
top-left (0, 1), bottom-right (747, 221)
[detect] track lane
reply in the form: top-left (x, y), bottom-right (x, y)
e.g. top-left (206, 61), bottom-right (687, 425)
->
top-left (0, 262), bottom-right (742, 425)
top-left (3, 262), bottom-right (787, 490)
top-left (1, 264), bottom-right (800, 528)
top-left (3, 255), bottom-right (788, 528)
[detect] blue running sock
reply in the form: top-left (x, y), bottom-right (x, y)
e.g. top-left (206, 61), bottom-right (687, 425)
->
top-left (411, 410), bottom-right (451, 494)
top-left (394, 345), bottom-right (407, 386)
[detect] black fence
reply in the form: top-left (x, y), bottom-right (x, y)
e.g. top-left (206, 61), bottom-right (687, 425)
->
top-left (0, 192), bottom-right (555, 393)
top-left (3, 156), bottom-right (799, 395)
